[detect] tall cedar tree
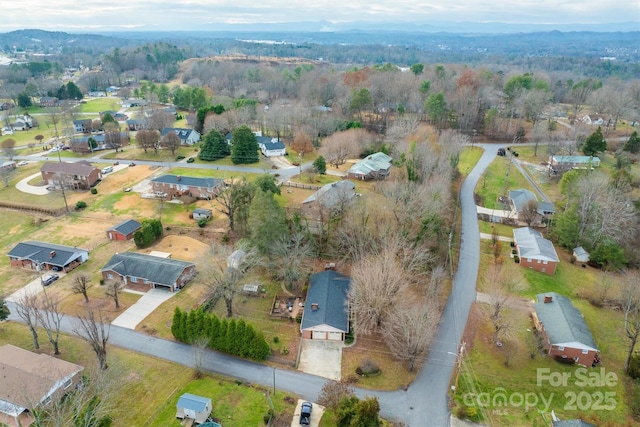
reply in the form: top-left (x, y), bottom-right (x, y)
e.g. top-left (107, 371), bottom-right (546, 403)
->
top-left (199, 129), bottom-right (229, 160)
top-left (582, 126), bottom-right (607, 156)
top-left (624, 131), bottom-right (640, 154)
top-left (231, 125), bottom-right (259, 164)
top-left (313, 156), bottom-right (327, 174)
top-left (248, 190), bottom-right (288, 254)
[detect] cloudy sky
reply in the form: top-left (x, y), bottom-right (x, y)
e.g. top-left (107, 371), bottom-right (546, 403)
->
top-left (0, 0), bottom-right (637, 32)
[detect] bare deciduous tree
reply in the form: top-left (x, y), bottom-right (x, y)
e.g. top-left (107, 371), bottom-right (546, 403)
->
top-left (521, 199), bottom-right (540, 227)
top-left (135, 129), bottom-right (160, 153)
top-left (382, 301), bottom-right (439, 371)
top-left (104, 279), bottom-right (122, 309)
top-left (319, 130), bottom-right (360, 168)
top-left (15, 292), bottom-right (40, 349)
top-left (72, 274), bottom-right (93, 303)
top-left (317, 380), bottom-right (355, 410)
top-left (484, 264), bottom-right (522, 345)
top-left (349, 246), bottom-right (408, 335)
top-left (622, 272), bottom-right (640, 373)
top-left (1, 138), bottom-right (16, 159)
top-left (74, 308), bottom-right (110, 370)
top-left (36, 292), bottom-right (64, 355)
top-left (271, 232), bottom-right (314, 292)
top-left (161, 130), bottom-right (181, 155)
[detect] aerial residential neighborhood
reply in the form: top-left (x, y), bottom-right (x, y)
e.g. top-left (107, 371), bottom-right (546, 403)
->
top-left (0, 20), bottom-right (639, 427)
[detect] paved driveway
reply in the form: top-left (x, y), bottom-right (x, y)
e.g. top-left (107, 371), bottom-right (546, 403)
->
top-left (298, 339), bottom-right (343, 380)
top-left (15, 172), bottom-right (49, 195)
top-left (291, 399), bottom-right (325, 427)
top-left (111, 289), bottom-right (174, 329)
top-left (6, 272), bottom-right (65, 302)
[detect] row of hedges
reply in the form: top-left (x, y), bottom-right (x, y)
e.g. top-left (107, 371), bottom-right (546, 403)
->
top-left (171, 307), bottom-right (270, 360)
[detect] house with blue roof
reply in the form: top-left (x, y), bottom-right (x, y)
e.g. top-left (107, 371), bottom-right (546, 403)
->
top-left (347, 152), bottom-right (392, 180)
top-left (150, 174), bottom-right (225, 201)
top-left (175, 393), bottom-right (212, 424)
top-left (106, 219), bottom-right (142, 241)
top-left (533, 292), bottom-right (599, 367)
top-left (301, 270), bottom-right (351, 341)
top-left (257, 136), bottom-right (286, 157)
top-left (508, 188), bottom-right (555, 226)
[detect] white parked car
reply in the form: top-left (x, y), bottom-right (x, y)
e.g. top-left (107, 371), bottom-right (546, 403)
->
top-left (17, 161), bottom-right (28, 166)
top-left (1, 127), bottom-right (14, 135)
top-left (101, 166), bottom-right (113, 174)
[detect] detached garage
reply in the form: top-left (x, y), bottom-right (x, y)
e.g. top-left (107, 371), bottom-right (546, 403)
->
top-left (301, 271), bottom-right (351, 341)
top-left (106, 219), bottom-right (141, 241)
top-left (176, 393), bottom-right (212, 425)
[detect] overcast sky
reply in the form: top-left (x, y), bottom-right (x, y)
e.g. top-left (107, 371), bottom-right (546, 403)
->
top-left (1, 0), bottom-right (638, 32)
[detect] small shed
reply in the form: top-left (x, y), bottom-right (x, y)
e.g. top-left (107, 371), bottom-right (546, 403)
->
top-left (106, 219), bottom-right (141, 241)
top-left (193, 208), bottom-right (213, 220)
top-left (573, 246), bottom-right (590, 263)
top-left (176, 393), bottom-right (212, 425)
top-left (227, 249), bottom-right (247, 270)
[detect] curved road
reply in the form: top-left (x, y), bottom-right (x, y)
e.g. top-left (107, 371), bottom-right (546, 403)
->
top-left (4, 145), bottom-right (498, 426)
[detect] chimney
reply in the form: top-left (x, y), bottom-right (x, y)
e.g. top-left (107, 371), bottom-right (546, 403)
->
top-left (311, 303), bottom-right (319, 311)
top-left (49, 251), bottom-right (56, 258)
top-left (544, 295), bottom-right (553, 303)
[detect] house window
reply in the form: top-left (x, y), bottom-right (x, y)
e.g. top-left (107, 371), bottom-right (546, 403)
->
top-left (107, 273), bottom-right (113, 280)
top-left (582, 349), bottom-right (589, 354)
top-left (64, 378), bottom-right (73, 389)
top-left (537, 259), bottom-right (541, 263)
top-left (129, 276), bottom-right (138, 282)
top-left (558, 346), bottom-right (565, 351)
top-left (527, 258), bottom-right (532, 263)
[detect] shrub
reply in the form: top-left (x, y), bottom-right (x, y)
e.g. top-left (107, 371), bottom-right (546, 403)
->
top-left (514, 255), bottom-right (520, 263)
top-left (75, 201), bottom-right (87, 210)
top-left (629, 355), bottom-right (640, 379)
top-left (186, 157), bottom-right (195, 163)
top-left (273, 336), bottom-right (279, 343)
top-left (356, 358), bottom-right (381, 376)
top-left (176, 155), bottom-right (185, 160)
top-left (197, 218), bottom-right (208, 228)
top-left (90, 188), bottom-right (98, 194)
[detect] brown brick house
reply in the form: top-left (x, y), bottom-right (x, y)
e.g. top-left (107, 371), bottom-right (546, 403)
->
top-left (100, 252), bottom-right (196, 292)
top-left (7, 241), bottom-right (89, 272)
top-left (300, 270), bottom-right (351, 341)
top-left (0, 345), bottom-right (84, 427)
top-left (106, 219), bottom-right (141, 241)
top-left (150, 174), bottom-right (225, 200)
top-left (40, 161), bottom-right (101, 190)
top-left (513, 227), bottom-right (559, 275)
top-left (532, 293), bottom-right (599, 367)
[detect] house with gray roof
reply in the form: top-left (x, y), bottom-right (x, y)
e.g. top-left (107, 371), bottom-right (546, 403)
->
top-left (193, 208), bottom-right (212, 220)
top-left (160, 127), bottom-right (201, 145)
top-left (7, 241), bottom-right (89, 273)
top-left (347, 152), bottom-right (392, 180)
top-left (533, 292), bottom-right (599, 367)
top-left (548, 155), bottom-right (600, 175)
top-left (508, 188), bottom-right (555, 226)
top-left (302, 180), bottom-right (356, 219)
top-left (552, 419), bottom-right (597, 427)
top-left (513, 227), bottom-right (559, 275)
top-left (106, 219), bottom-right (141, 241)
top-left (150, 174), bottom-right (225, 201)
top-left (301, 270), bottom-right (351, 341)
top-left (100, 252), bottom-right (196, 292)
top-left (40, 161), bottom-right (101, 189)
top-left (176, 393), bottom-right (212, 424)
top-left (257, 136), bottom-right (286, 157)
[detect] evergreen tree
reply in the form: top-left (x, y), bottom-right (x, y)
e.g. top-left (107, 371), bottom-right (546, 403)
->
top-left (582, 127), bottom-right (607, 156)
top-left (254, 174), bottom-right (281, 195)
top-left (171, 307), bottom-right (184, 340)
top-left (101, 112), bottom-right (116, 126)
top-left (0, 298), bottom-right (9, 322)
top-left (199, 129), bottom-right (229, 161)
top-left (17, 92), bottom-right (31, 108)
top-left (231, 125), bottom-right (259, 164)
top-left (624, 131), bottom-right (640, 154)
top-left (248, 190), bottom-right (288, 253)
top-left (208, 315), bottom-right (221, 349)
top-left (313, 156), bottom-right (327, 174)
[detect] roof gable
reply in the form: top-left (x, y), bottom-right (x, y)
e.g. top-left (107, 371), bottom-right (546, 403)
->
top-left (101, 252), bottom-right (194, 286)
top-left (301, 271), bottom-right (350, 332)
top-left (176, 393), bottom-right (211, 412)
top-left (151, 174), bottom-right (224, 189)
top-left (348, 152), bottom-right (392, 175)
top-left (109, 219), bottom-right (142, 235)
top-left (302, 180), bottom-right (356, 208)
top-left (7, 241), bottom-right (88, 267)
top-left (534, 292), bottom-right (598, 351)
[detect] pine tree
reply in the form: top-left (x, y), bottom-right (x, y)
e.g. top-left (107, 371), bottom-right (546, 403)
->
top-left (313, 156), bottom-right (327, 174)
top-left (171, 307), bottom-right (183, 340)
top-left (624, 131), bottom-right (640, 154)
top-left (248, 190), bottom-right (288, 254)
top-left (231, 125), bottom-right (259, 164)
top-left (582, 127), bottom-right (607, 156)
top-left (199, 129), bottom-right (229, 161)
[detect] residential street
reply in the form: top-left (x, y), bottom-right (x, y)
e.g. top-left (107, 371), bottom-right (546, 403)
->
top-left (4, 144), bottom-right (498, 426)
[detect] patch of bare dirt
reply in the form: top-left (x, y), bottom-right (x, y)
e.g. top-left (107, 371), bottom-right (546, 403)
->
top-left (142, 235), bottom-right (210, 261)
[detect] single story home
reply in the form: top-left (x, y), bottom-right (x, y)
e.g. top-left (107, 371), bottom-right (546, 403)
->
top-left (508, 188), bottom-right (555, 226)
top-left (532, 292), bottom-right (599, 367)
top-left (0, 161), bottom-right (17, 172)
top-left (106, 219), bottom-right (142, 241)
top-left (581, 114), bottom-right (606, 126)
top-left (100, 252), bottom-right (196, 292)
top-left (150, 174), bottom-right (225, 201)
top-left (40, 160), bottom-right (101, 190)
top-left (548, 155), bottom-right (600, 175)
top-left (257, 136), bottom-right (287, 157)
top-left (39, 96), bottom-right (59, 107)
top-left (7, 240), bottom-right (89, 272)
top-left (126, 119), bottom-right (145, 131)
top-left (161, 127), bottom-right (201, 145)
top-left (302, 180), bottom-right (356, 219)
top-left (513, 227), bottom-right (559, 275)
top-left (573, 246), bottom-right (590, 263)
top-left (193, 208), bottom-right (213, 220)
top-left (176, 393), bottom-right (212, 425)
top-left (301, 270), bottom-right (351, 341)
top-left (347, 152), bottom-right (392, 180)
top-left (0, 344), bottom-right (84, 427)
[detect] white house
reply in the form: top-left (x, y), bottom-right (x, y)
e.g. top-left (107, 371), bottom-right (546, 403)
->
top-left (176, 393), bottom-right (212, 424)
top-left (161, 127), bottom-right (201, 145)
top-left (257, 136), bottom-right (287, 157)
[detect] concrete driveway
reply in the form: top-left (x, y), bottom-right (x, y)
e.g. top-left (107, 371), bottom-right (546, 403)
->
top-left (291, 399), bottom-right (325, 427)
top-left (111, 288), bottom-right (174, 329)
top-left (298, 339), bottom-right (343, 380)
top-left (6, 272), bottom-right (66, 302)
top-left (15, 172), bottom-right (49, 195)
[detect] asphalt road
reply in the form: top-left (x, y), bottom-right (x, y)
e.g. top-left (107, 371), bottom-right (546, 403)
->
top-left (4, 145), bottom-right (499, 426)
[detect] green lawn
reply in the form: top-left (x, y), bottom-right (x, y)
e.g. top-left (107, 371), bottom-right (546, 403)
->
top-left (459, 146), bottom-right (484, 177)
top-left (77, 97), bottom-right (121, 113)
top-left (475, 156), bottom-right (534, 209)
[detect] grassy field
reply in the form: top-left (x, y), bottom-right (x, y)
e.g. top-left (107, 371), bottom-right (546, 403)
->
top-left (459, 146), bottom-right (484, 176)
top-left (77, 97), bottom-right (122, 113)
top-left (475, 155), bottom-right (533, 209)
top-left (0, 323), bottom-right (298, 427)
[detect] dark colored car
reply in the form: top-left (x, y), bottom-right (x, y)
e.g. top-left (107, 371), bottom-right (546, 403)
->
top-left (300, 401), bottom-right (312, 426)
top-left (41, 274), bottom-right (59, 286)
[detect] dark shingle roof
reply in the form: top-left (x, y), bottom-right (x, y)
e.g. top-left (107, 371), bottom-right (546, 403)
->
top-left (534, 292), bottom-right (598, 351)
top-left (553, 420), bottom-right (597, 427)
top-left (108, 219), bottom-right (141, 235)
top-left (151, 174), bottom-right (224, 189)
top-left (302, 180), bottom-right (356, 208)
top-left (101, 252), bottom-right (194, 287)
top-left (7, 241), bottom-right (88, 267)
top-left (301, 271), bottom-right (350, 332)
top-left (41, 161), bottom-right (98, 176)
top-left (160, 127), bottom-right (198, 140)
